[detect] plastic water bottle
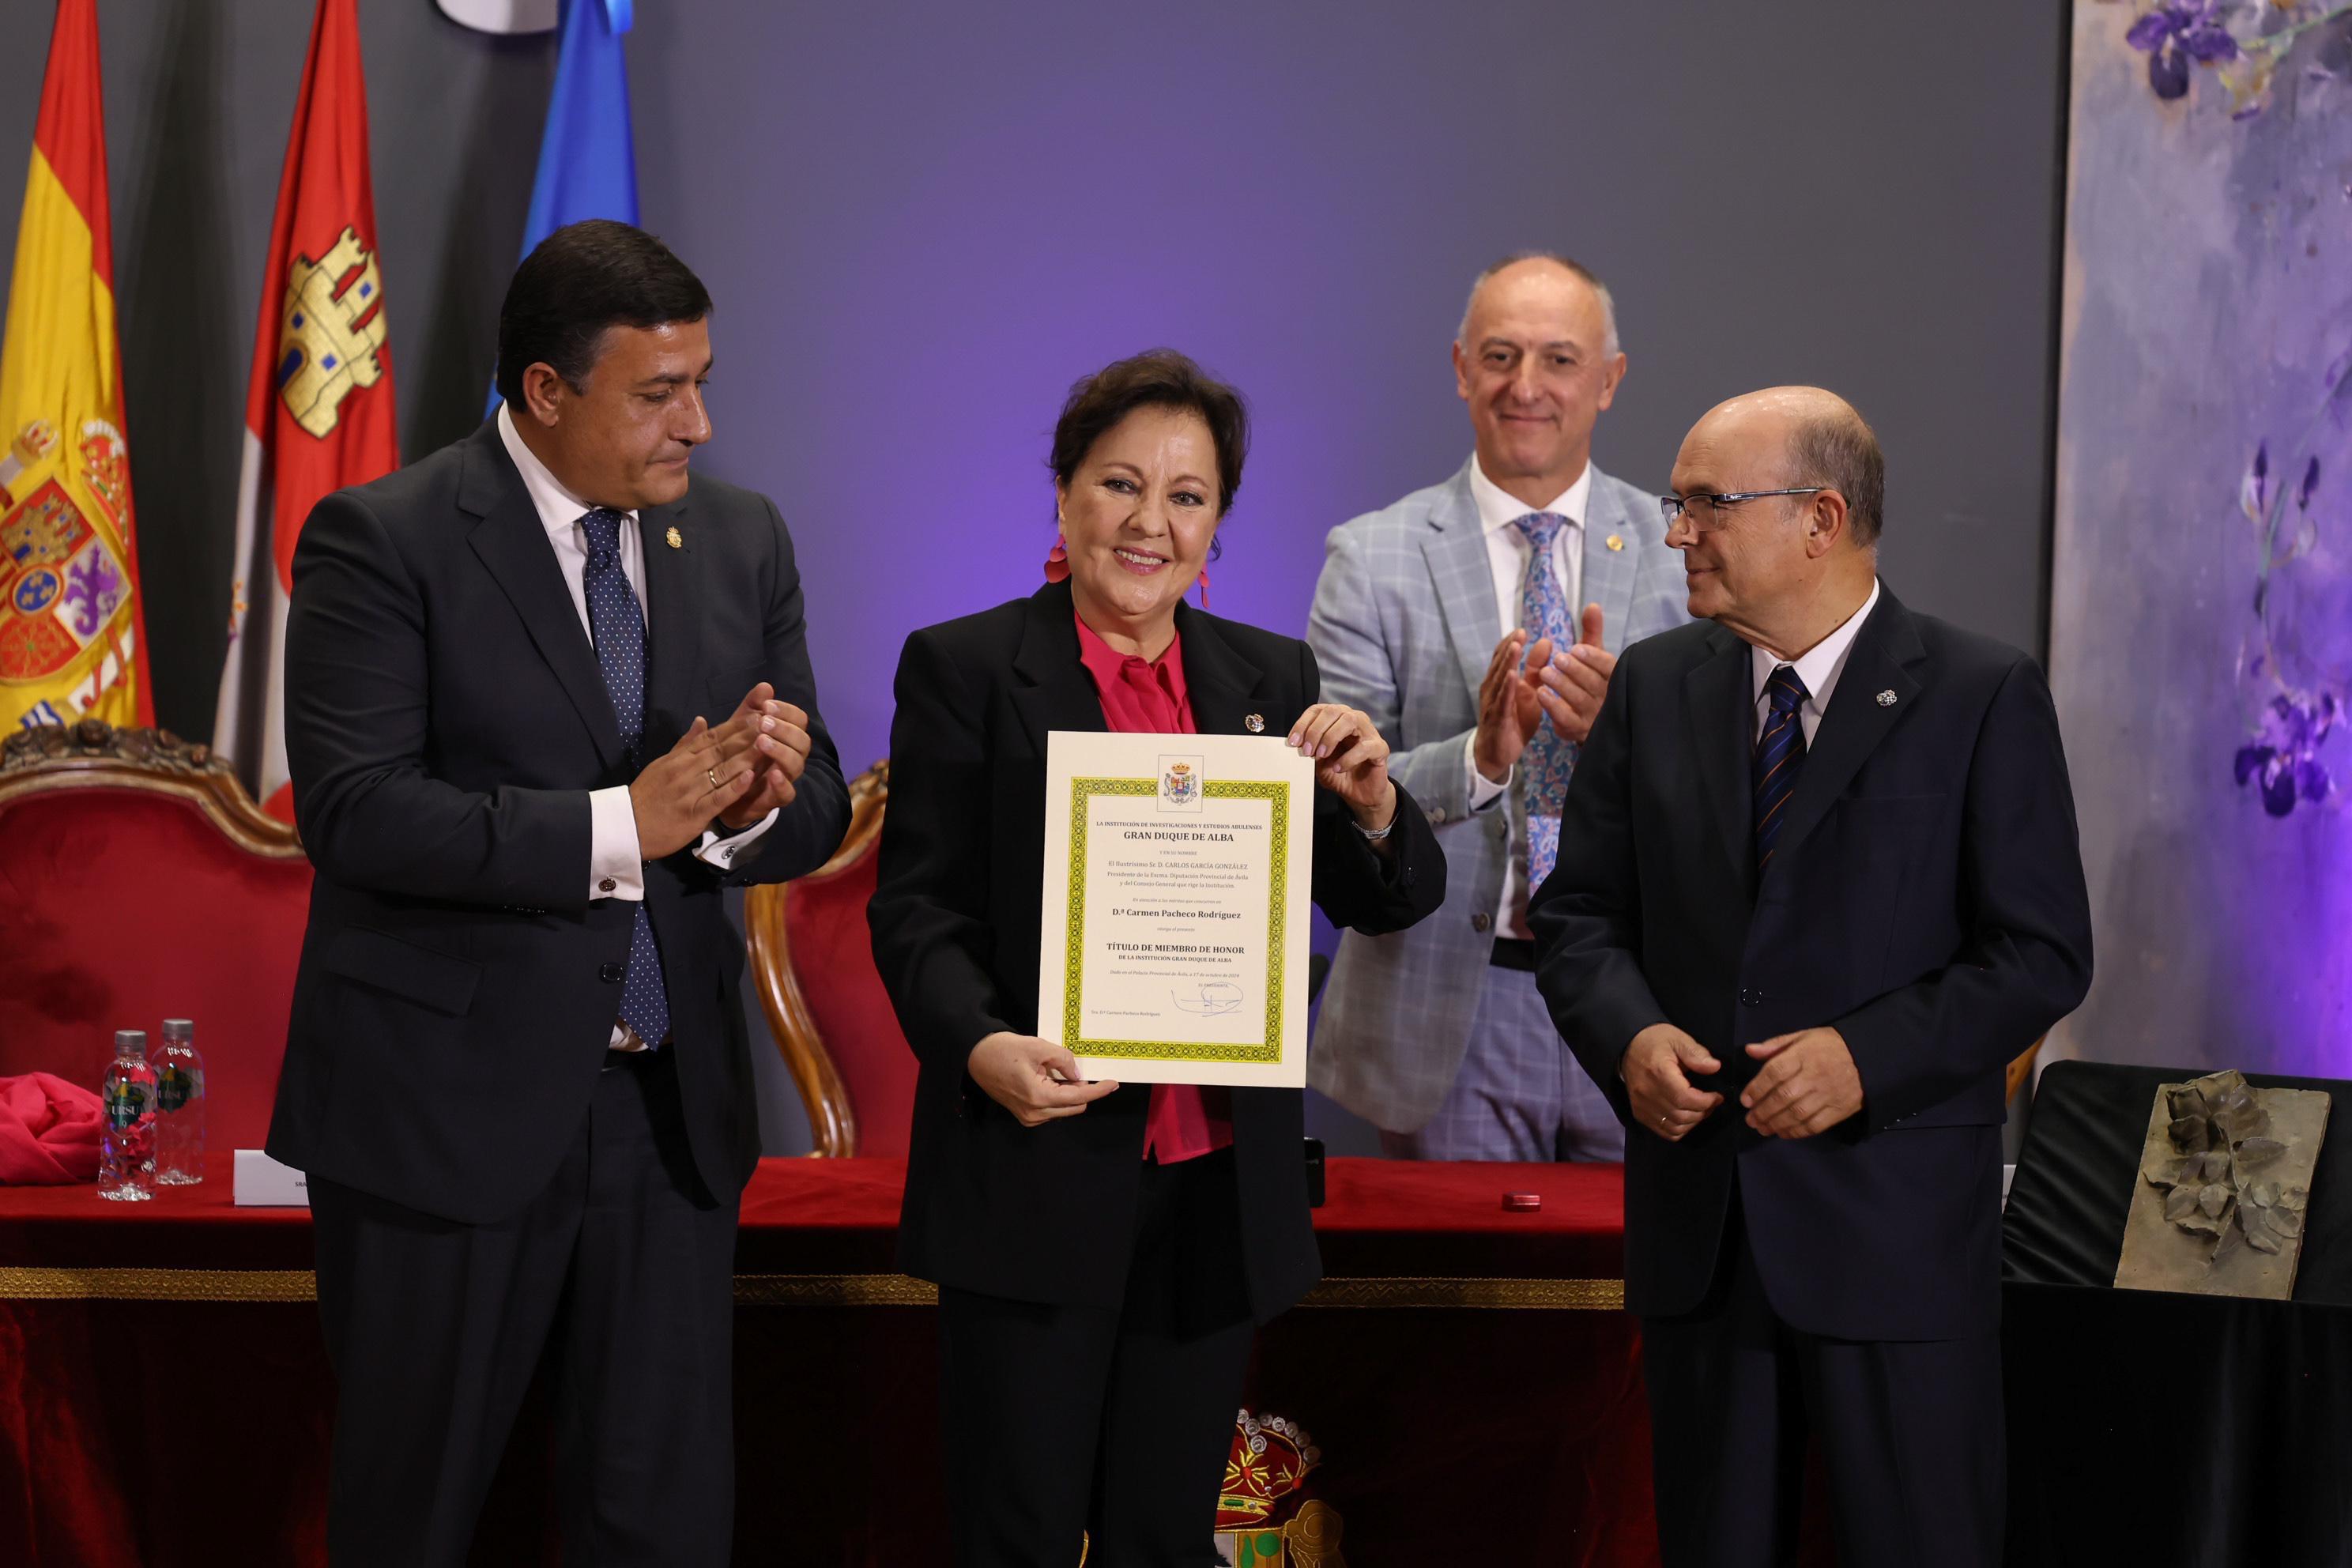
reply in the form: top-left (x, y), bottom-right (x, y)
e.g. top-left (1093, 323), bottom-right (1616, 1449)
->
top-left (152, 1017), bottom-right (205, 1185)
top-left (99, 1029), bottom-right (156, 1202)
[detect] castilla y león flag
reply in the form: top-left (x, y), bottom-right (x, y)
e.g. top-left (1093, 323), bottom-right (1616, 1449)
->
top-left (0, 0), bottom-right (152, 732)
top-left (214, 0), bottom-right (398, 819)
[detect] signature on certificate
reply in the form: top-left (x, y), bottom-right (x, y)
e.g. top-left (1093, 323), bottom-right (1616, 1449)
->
top-left (1171, 982), bottom-right (1246, 1017)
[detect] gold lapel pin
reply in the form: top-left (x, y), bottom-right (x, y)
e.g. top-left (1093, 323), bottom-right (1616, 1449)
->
top-left (665, 525), bottom-right (683, 549)
top-left (1246, 714), bottom-right (1265, 733)
top-left (1605, 533), bottom-right (1624, 552)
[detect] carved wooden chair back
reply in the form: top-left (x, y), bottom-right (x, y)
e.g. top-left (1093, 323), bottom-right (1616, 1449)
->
top-left (742, 762), bottom-right (916, 1157)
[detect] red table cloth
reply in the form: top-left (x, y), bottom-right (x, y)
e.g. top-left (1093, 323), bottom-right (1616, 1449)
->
top-left (1, 1154), bottom-right (1661, 1565)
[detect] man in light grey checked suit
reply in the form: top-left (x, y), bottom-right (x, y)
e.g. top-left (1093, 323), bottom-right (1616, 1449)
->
top-left (1308, 254), bottom-right (1689, 1160)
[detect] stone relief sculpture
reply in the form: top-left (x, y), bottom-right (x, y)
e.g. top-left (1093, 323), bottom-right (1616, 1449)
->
top-left (2117, 1069), bottom-right (2329, 1299)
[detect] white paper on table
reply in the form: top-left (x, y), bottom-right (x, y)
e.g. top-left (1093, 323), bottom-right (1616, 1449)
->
top-left (1036, 731), bottom-right (1314, 1087)
top-left (233, 1149), bottom-right (311, 1207)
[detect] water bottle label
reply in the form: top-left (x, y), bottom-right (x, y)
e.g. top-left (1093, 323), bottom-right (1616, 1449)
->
top-left (104, 1082), bottom-right (151, 1130)
top-left (158, 1063), bottom-right (202, 1113)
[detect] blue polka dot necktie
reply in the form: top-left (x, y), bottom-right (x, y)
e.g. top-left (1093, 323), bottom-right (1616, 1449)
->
top-left (1513, 511), bottom-right (1576, 888)
top-left (1754, 664), bottom-right (1810, 873)
top-left (581, 507), bottom-right (670, 1047)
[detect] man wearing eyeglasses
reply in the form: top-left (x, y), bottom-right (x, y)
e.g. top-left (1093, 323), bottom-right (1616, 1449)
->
top-left (1306, 253), bottom-right (1689, 1162)
top-left (1532, 386), bottom-right (2094, 1564)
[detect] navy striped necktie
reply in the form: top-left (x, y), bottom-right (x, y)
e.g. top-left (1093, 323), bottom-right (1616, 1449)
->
top-left (1753, 664), bottom-right (1809, 872)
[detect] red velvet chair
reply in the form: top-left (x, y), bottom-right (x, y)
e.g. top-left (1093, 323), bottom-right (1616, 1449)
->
top-left (0, 722), bottom-right (311, 1156)
top-left (744, 761), bottom-right (918, 1156)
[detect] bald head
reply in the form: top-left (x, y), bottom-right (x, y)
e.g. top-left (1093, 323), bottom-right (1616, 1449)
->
top-left (1457, 254), bottom-right (1620, 358)
top-left (1692, 386), bottom-right (1884, 546)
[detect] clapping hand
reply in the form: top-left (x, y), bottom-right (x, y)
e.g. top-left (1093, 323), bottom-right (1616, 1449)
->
top-left (710, 681), bottom-right (812, 829)
top-left (1472, 629), bottom-right (1549, 784)
top-left (1532, 604), bottom-right (1615, 746)
top-left (628, 716), bottom-right (761, 860)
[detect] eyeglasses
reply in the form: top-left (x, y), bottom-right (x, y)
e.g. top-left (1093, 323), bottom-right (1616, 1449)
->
top-left (1658, 488), bottom-right (1826, 530)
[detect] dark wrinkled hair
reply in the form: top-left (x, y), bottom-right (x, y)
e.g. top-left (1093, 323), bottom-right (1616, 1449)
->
top-left (1049, 349), bottom-right (1250, 518)
top-left (1787, 401), bottom-right (1886, 545)
top-left (496, 220), bottom-right (712, 409)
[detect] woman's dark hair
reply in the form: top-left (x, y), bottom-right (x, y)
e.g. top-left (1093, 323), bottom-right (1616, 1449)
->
top-left (496, 220), bottom-right (712, 408)
top-left (1049, 349), bottom-right (1250, 518)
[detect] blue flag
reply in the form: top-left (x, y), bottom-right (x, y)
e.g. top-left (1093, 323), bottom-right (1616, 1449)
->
top-left (488, 0), bottom-right (637, 413)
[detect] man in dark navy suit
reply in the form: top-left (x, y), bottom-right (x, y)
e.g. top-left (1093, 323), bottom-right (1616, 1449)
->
top-left (1531, 386), bottom-right (2093, 1566)
top-left (270, 221), bottom-right (850, 1566)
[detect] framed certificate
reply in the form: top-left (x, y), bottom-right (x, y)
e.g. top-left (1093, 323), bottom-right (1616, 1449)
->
top-left (1036, 731), bottom-right (1314, 1087)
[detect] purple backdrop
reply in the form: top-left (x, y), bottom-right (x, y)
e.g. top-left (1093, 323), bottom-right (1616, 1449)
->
top-left (0, 0), bottom-right (2071, 790)
top-left (617, 0), bottom-right (2068, 768)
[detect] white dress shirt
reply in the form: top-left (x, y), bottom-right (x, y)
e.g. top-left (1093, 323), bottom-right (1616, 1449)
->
top-left (1747, 578), bottom-right (1882, 746)
top-left (1458, 455), bottom-right (1591, 940)
top-left (494, 404), bottom-right (777, 912)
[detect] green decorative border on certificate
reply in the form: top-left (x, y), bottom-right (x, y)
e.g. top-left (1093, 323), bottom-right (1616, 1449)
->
top-left (1062, 777), bottom-right (1290, 1062)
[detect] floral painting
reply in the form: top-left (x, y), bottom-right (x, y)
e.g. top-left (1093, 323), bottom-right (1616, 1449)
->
top-left (2051, 1), bottom-right (2352, 1070)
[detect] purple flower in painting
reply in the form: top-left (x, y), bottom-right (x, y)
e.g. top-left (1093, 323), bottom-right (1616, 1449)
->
top-left (2241, 439), bottom-right (2270, 522)
top-left (2128, 2), bottom-right (2241, 100)
top-left (2234, 692), bottom-right (2338, 817)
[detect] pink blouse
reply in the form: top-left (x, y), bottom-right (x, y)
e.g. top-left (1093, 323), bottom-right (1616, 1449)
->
top-left (1072, 611), bottom-right (1234, 1164)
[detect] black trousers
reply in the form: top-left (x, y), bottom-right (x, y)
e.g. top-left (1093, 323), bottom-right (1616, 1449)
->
top-left (308, 1049), bottom-right (740, 1568)
top-left (1642, 1188), bottom-right (2004, 1568)
top-left (937, 1147), bottom-right (1256, 1568)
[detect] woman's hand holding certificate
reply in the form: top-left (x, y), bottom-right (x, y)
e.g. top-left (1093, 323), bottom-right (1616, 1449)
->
top-left (965, 1031), bottom-right (1120, 1126)
top-left (1288, 702), bottom-right (1397, 835)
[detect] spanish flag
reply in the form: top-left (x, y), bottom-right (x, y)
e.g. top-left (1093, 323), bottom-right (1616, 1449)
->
top-left (213, 0), bottom-right (398, 819)
top-left (0, 0), bottom-right (151, 731)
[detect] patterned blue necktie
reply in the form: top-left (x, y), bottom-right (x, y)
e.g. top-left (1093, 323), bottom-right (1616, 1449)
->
top-left (580, 507), bottom-right (670, 1046)
top-left (1753, 664), bottom-right (1810, 873)
top-left (1513, 512), bottom-right (1576, 887)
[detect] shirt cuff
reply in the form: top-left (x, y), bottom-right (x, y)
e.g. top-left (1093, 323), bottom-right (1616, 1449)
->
top-left (695, 808), bottom-right (780, 870)
top-left (589, 786), bottom-right (645, 902)
top-left (1466, 754), bottom-right (1513, 813)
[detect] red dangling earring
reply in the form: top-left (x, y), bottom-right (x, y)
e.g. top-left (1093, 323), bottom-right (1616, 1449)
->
top-left (1043, 537), bottom-right (1070, 583)
top-left (1194, 569), bottom-right (1209, 611)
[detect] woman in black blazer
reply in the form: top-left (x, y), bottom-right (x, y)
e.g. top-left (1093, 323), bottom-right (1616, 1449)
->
top-left (869, 351), bottom-right (1446, 1565)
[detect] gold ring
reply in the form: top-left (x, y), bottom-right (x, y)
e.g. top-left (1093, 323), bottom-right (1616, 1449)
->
top-left (707, 767), bottom-right (721, 790)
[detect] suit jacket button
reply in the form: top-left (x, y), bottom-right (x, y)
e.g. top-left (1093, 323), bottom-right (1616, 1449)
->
top-left (598, 877), bottom-right (617, 894)
top-left (1428, 807), bottom-right (1448, 824)
top-left (1740, 987), bottom-right (1762, 1007)
top-left (1472, 912), bottom-right (1492, 933)
top-left (600, 962), bottom-right (625, 982)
